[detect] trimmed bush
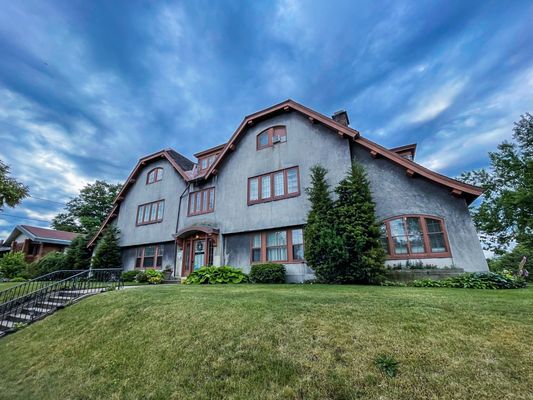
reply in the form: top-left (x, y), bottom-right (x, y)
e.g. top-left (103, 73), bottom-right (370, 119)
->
top-left (185, 266), bottom-right (248, 285)
top-left (135, 268), bottom-right (164, 284)
top-left (249, 263), bottom-right (286, 283)
top-left (412, 272), bottom-right (526, 289)
top-left (122, 270), bottom-right (139, 282)
top-left (0, 252), bottom-right (28, 279)
top-left (31, 251), bottom-right (66, 277)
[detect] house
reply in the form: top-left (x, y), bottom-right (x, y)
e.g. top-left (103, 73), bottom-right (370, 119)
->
top-left (89, 99), bottom-right (488, 282)
top-left (3, 225), bottom-right (78, 263)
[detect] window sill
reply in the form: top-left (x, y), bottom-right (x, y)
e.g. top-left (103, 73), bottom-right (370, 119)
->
top-left (135, 220), bottom-right (163, 227)
top-left (386, 252), bottom-right (451, 260)
top-left (187, 210), bottom-right (214, 217)
top-left (248, 192), bottom-right (300, 206)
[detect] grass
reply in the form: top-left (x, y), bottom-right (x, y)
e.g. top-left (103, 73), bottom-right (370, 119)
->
top-left (0, 285), bottom-right (532, 399)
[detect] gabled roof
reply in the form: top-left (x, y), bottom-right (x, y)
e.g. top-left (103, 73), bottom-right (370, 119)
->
top-left (390, 143), bottom-right (417, 159)
top-left (4, 225), bottom-right (79, 246)
top-left (88, 99), bottom-right (484, 246)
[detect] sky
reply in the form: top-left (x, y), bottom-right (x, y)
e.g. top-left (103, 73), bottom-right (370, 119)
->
top-left (0, 0), bottom-right (532, 240)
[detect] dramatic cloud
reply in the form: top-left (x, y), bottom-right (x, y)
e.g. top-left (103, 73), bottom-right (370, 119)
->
top-left (0, 0), bottom-right (532, 238)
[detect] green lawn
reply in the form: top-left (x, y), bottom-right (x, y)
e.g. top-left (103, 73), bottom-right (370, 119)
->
top-left (1, 285), bottom-right (532, 400)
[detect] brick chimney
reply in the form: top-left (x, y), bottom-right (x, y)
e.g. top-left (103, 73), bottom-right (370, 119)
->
top-left (332, 110), bottom-right (350, 126)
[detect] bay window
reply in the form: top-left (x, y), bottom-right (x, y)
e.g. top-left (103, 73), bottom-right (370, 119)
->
top-left (188, 188), bottom-right (215, 216)
top-left (380, 215), bottom-right (450, 258)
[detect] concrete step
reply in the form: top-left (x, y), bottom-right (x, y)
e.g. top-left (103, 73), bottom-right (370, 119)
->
top-left (38, 301), bottom-right (65, 308)
top-left (0, 320), bottom-right (16, 329)
top-left (23, 307), bottom-right (52, 314)
top-left (48, 295), bottom-right (75, 302)
top-left (6, 313), bottom-right (33, 322)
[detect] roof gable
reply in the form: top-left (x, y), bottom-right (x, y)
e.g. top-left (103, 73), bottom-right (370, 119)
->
top-left (4, 225), bottom-right (78, 246)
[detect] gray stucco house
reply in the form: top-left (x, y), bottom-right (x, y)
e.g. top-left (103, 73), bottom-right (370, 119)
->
top-left (89, 100), bottom-right (488, 282)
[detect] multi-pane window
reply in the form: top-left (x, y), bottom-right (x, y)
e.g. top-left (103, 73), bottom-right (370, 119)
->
top-left (380, 216), bottom-right (450, 258)
top-left (146, 168), bottom-right (164, 184)
top-left (135, 245), bottom-right (164, 269)
top-left (199, 154), bottom-right (218, 172)
top-left (188, 188), bottom-right (215, 216)
top-left (250, 228), bottom-right (304, 263)
top-left (256, 126), bottom-right (287, 150)
top-left (248, 167), bottom-right (300, 204)
top-left (136, 200), bottom-right (165, 225)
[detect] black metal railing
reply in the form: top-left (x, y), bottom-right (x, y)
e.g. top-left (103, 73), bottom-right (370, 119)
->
top-left (0, 269), bottom-right (123, 327)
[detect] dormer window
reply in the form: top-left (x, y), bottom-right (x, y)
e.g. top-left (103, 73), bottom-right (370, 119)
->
top-left (257, 126), bottom-right (287, 150)
top-left (146, 168), bottom-right (164, 184)
top-left (198, 154), bottom-right (218, 172)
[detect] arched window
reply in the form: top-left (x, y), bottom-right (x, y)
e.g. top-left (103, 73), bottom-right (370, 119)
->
top-left (380, 215), bottom-right (451, 259)
top-left (257, 126), bottom-right (287, 150)
top-left (146, 167), bottom-right (164, 184)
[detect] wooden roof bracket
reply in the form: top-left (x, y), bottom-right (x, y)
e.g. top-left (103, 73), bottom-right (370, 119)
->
top-left (370, 150), bottom-right (378, 159)
top-left (406, 169), bottom-right (415, 178)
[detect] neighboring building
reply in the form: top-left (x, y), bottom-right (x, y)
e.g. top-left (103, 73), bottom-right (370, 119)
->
top-left (89, 99), bottom-right (488, 282)
top-left (3, 225), bottom-right (78, 263)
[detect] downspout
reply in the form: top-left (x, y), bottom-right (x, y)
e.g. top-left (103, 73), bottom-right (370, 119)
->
top-left (173, 182), bottom-right (191, 277)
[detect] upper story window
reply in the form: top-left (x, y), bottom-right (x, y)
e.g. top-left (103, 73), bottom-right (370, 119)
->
top-left (135, 244), bottom-right (164, 269)
top-left (257, 126), bottom-right (287, 150)
top-left (188, 187), bottom-right (215, 216)
top-left (146, 168), bottom-right (164, 184)
top-left (380, 215), bottom-right (450, 259)
top-left (136, 200), bottom-right (165, 225)
top-left (248, 167), bottom-right (300, 205)
top-left (198, 154), bottom-right (218, 172)
top-left (250, 228), bottom-right (304, 263)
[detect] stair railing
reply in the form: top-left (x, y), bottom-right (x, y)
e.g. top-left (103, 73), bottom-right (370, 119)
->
top-left (0, 269), bottom-right (123, 323)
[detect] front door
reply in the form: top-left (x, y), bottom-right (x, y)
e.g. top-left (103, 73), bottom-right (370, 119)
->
top-left (193, 240), bottom-right (205, 271)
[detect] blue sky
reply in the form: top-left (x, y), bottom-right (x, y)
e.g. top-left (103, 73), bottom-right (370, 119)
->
top-left (0, 0), bottom-right (532, 239)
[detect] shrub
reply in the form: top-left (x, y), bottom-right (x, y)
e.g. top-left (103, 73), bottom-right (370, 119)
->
top-left (488, 245), bottom-right (532, 279)
top-left (9, 277), bottom-right (27, 282)
top-left (412, 272), bottom-right (526, 289)
top-left (91, 226), bottom-right (122, 269)
top-left (134, 268), bottom-right (164, 284)
top-left (122, 270), bottom-right (139, 282)
top-left (31, 251), bottom-right (67, 277)
top-left (249, 263), bottom-right (286, 283)
top-left (0, 252), bottom-right (28, 279)
top-left (185, 266), bottom-right (248, 285)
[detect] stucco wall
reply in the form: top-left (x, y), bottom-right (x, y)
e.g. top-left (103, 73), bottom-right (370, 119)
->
top-left (224, 231), bottom-right (315, 283)
top-left (121, 241), bottom-right (176, 271)
top-left (179, 112), bottom-right (353, 235)
top-left (351, 143), bottom-right (488, 272)
top-left (116, 159), bottom-right (187, 247)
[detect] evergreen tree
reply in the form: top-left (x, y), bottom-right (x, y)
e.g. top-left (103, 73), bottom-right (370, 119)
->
top-left (332, 162), bottom-right (386, 283)
top-left (91, 226), bottom-right (122, 269)
top-left (64, 234), bottom-right (92, 270)
top-left (304, 165), bottom-right (346, 282)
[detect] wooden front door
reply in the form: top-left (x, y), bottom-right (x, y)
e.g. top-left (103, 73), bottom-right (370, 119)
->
top-left (181, 236), bottom-right (214, 277)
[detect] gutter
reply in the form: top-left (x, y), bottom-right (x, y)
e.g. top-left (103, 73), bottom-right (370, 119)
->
top-left (173, 182), bottom-right (191, 276)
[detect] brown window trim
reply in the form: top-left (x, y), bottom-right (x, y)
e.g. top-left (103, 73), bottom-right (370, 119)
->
top-left (146, 167), bottom-right (164, 184)
top-left (247, 166), bottom-right (300, 205)
top-left (135, 244), bottom-right (164, 269)
top-left (136, 200), bottom-right (165, 226)
top-left (198, 153), bottom-right (220, 173)
top-left (256, 126), bottom-right (287, 150)
top-left (188, 187), bottom-right (215, 216)
top-left (249, 227), bottom-right (305, 264)
top-left (381, 214), bottom-right (451, 260)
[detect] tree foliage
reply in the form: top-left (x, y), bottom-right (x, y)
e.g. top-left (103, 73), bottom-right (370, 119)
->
top-left (0, 160), bottom-right (29, 210)
top-left (460, 113), bottom-right (533, 254)
top-left (0, 252), bottom-right (28, 279)
top-left (304, 165), bottom-right (346, 282)
top-left (304, 163), bottom-right (385, 284)
top-left (91, 226), bottom-right (122, 269)
top-left (64, 234), bottom-right (92, 270)
top-left (31, 251), bottom-right (67, 277)
top-left (51, 180), bottom-right (122, 234)
top-left (331, 162), bottom-right (386, 283)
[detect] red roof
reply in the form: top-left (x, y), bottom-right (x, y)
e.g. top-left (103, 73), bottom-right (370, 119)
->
top-left (20, 225), bottom-right (79, 241)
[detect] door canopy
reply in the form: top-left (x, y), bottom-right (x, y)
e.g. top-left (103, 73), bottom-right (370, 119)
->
top-left (174, 226), bottom-right (219, 245)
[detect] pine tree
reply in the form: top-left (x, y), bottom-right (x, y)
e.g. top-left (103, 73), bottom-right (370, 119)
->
top-left (304, 165), bottom-right (347, 282)
top-left (332, 162), bottom-right (386, 283)
top-left (91, 226), bottom-right (122, 269)
top-left (64, 234), bottom-right (92, 270)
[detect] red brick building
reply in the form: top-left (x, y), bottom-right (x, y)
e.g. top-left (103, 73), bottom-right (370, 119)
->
top-left (2, 225), bottom-right (78, 263)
